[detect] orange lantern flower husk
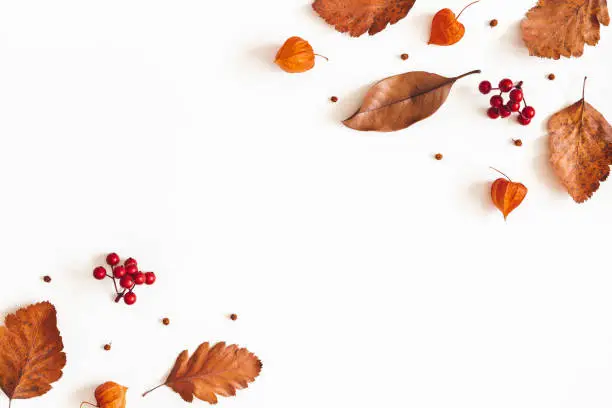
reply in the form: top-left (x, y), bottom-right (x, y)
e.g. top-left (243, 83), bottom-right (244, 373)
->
top-left (275, 36), bottom-right (316, 73)
top-left (95, 381), bottom-right (128, 408)
top-left (428, 1), bottom-right (480, 46)
top-left (491, 178), bottom-right (528, 220)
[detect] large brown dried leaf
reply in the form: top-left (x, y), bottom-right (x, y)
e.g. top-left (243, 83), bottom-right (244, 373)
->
top-left (344, 70), bottom-right (480, 132)
top-left (147, 342), bottom-right (261, 405)
top-left (549, 80), bottom-right (612, 202)
top-left (0, 302), bottom-right (66, 404)
top-left (312, 0), bottom-right (417, 37)
top-left (521, 0), bottom-right (610, 59)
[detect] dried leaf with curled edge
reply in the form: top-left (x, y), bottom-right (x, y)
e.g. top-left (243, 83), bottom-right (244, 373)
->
top-left (521, 0), bottom-right (610, 59)
top-left (549, 78), bottom-right (612, 202)
top-left (143, 342), bottom-right (262, 405)
top-left (312, 0), bottom-right (417, 37)
top-left (0, 302), bottom-right (66, 406)
top-left (344, 69), bottom-right (480, 132)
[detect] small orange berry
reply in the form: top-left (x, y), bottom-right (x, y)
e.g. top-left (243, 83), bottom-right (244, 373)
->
top-left (513, 139), bottom-right (523, 146)
top-left (489, 19), bottom-right (498, 27)
top-left (330, 96), bottom-right (338, 103)
top-left (162, 318), bottom-right (170, 326)
top-left (103, 344), bottom-right (111, 351)
top-left (434, 153), bottom-right (443, 160)
top-left (400, 53), bottom-right (409, 60)
top-left (548, 73), bottom-right (556, 80)
top-left (230, 314), bottom-right (238, 321)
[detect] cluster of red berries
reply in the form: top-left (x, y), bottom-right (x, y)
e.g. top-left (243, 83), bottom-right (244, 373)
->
top-left (478, 79), bottom-right (536, 125)
top-left (93, 252), bottom-right (156, 305)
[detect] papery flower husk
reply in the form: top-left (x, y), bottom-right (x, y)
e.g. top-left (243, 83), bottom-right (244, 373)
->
top-left (275, 36), bottom-right (315, 73)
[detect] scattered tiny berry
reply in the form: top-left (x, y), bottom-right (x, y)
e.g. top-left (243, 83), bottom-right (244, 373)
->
top-left (499, 78), bottom-right (513, 92)
top-left (93, 266), bottom-right (107, 280)
top-left (548, 73), bottom-right (556, 80)
top-left (434, 153), bottom-right (443, 160)
top-left (120, 275), bottom-right (134, 289)
top-left (507, 101), bottom-right (521, 112)
top-left (499, 106), bottom-right (511, 118)
top-left (400, 53), bottom-right (409, 60)
top-left (113, 265), bottom-right (127, 279)
top-left (230, 314), bottom-right (238, 321)
top-left (518, 114), bottom-right (531, 126)
top-left (103, 344), bottom-right (111, 351)
top-left (509, 89), bottom-right (523, 103)
top-left (106, 253), bottom-right (120, 266)
top-left (490, 95), bottom-right (504, 108)
top-left (513, 139), bottom-right (523, 146)
top-left (522, 106), bottom-right (536, 119)
top-left (43, 275), bottom-right (52, 283)
top-left (133, 272), bottom-right (146, 285)
top-left (478, 80), bottom-right (492, 94)
top-left (487, 107), bottom-right (501, 119)
top-left (124, 258), bottom-right (137, 268)
top-left (162, 318), bottom-right (170, 325)
top-left (144, 272), bottom-right (156, 285)
top-left (330, 96), bottom-right (338, 103)
top-left (489, 19), bottom-right (498, 27)
top-left (125, 264), bottom-right (138, 275)
top-left (124, 292), bottom-right (137, 305)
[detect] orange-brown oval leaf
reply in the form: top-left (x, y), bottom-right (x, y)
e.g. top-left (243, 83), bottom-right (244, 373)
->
top-left (491, 178), bottom-right (528, 220)
top-left (312, 0), bottom-right (417, 37)
top-left (343, 70), bottom-right (480, 132)
top-left (0, 302), bottom-right (66, 403)
top-left (95, 382), bottom-right (127, 408)
top-left (521, 0), bottom-right (610, 59)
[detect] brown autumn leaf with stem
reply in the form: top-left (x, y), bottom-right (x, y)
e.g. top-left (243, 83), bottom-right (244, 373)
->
top-left (142, 341), bottom-right (262, 405)
top-left (343, 69), bottom-right (481, 132)
top-left (312, 0), bottom-right (417, 37)
top-left (0, 302), bottom-right (66, 408)
top-left (549, 77), bottom-right (612, 202)
top-left (521, 0), bottom-right (610, 59)
top-left (490, 167), bottom-right (528, 220)
top-left (81, 382), bottom-right (128, 408)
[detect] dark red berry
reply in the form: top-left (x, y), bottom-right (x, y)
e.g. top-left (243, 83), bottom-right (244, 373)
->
top-left (124, 258), bottom-right (137, 268)
top-left (144, 272), bottom-right (156, 285)
top-left (43, 275), bottom-right (52, 283)
top-left (106, 253), bottom-right (120, 266)
top-left (522, 106), bottom-right (536, 119)
top-left (509, 89), bottom-right (523, 102)
top-left (113, 265), bottom-right (127, 279)
top-left (103, 344), bottom-right (111, 351)
top-left (120, 275), bottom-right (134, 289)
top-left (490, 95), bottom-right (504, 108)
top-left (124, 292), bottom-right (137, 305)
top-left (479, 81), bottom-right (492, 94)
top-left (499, 78), bottom-right (513, 92)
top-left (518, 114), bottom-right (531, 125)
top-left (162, 317), bottom-right (170, 325)
top-left (487, 107), bottom-right (500, 119)
top-left (93, 266), bottom-right (107, 280)
top-left (230, 314), bottom-right (238, 321)
top-left (499, 106), bottom-right (511, 118)
top-left (133, 272), bottom-right (146, 285)
top-left (507, 101), bottom-right (521, 112)
top-left (125, 264), bottom-right (138, 275)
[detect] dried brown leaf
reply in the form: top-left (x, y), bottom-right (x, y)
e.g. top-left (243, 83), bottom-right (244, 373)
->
top-left (343, 70), bottom-right (480, 132)
top-left (521, 0), bottom-right (610, 59)
top-left (143, 342), bottom-right (262, 405)
top-left (0, 302), bottom-right (66, 405)
top-left (549, 78), bottom-right (612, 202)
top-left (312, 0), bottom-right (417, 37)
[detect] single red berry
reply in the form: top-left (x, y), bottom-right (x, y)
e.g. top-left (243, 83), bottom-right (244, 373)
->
top-left (499, 78), bottom-right (513, 92)
top-left (120, 275), bottom-right (134, 289)
top-left (144, 272), bottom-right (156, 285)
top-left (113, 265), bottom-right (126, 279)
top-left (509, 89), bottom-right (523, 102)
top-left (106, 253), bottom-right (120, 266)
top-left (507, 101), bottom-right (521, 112)
top-left (133, 272), bottom-right (146, 285)
top-left (487, 107), bottom-right (501, 119)
top-left (93, 266), bottom-right (107, 280)
top-left (125, 264), bottom-right (138, 275)
top-left (478, 80), bottom-right (492, 94)
top-left (522, 106), bottom-right (536, 119)
top-left (499, 106), bottom-right (511, 118)
top-left (489, 95), bottom-right (504, 108)
top-left (124, 257), bottom-right (137, 268)
top-left (518, 114), bottom-right (531, 125)
top-left (124, 292), bottom-right (137, 305)
top-left (230, 314), bottom-right (238, 321)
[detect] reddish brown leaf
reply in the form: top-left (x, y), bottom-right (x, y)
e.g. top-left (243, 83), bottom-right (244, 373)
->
top-left (312, 0), bottom-right (417, 37)
top-left (521, 0), bottom-right (610, 59)
top-left (549, 78), bottom-right (612, 202)
top-left (343, 69), bottom-right (480, 132)
top-left (0, 302), bottom-right (66, 405)
top-left (143, 342), bottom-right (262, 405)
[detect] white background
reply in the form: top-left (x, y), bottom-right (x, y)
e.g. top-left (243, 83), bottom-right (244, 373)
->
top-left (1, 1), bottom-right (612, 407)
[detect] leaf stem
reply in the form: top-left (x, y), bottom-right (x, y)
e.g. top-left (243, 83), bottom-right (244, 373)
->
top-left (490, 167), bottom-right (512, 182)
top-left (314, 53), bottom-right (328, 61)
top-left (142, 383), bottom-right (165, 397)
top-left (455, 69), bottom-right (482, 81)
top-left (456, 0), bottom-right (480, 20)
top-left (80, 402), bottom-right (98, 408)
top-left (582, 76), bottom-right (587, 100)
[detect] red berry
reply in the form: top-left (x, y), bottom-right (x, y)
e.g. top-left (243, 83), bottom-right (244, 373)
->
top-left (126, 264), bottom-right (138, 275)
top-left (133, 272), bottom-right (146, 285)
top-left (93, 266), bottom-right (107, 280)
top-left (478, 81), bottom-right (492, 94)
top-left (499, 106), bottom-right (511, 118)
top-left (124, 258), bottom-right (137, 268)
top-left (509, 89), bottom-right (523, 102)
top-left (124, 292), bottom-right (137, 305)
top-left (522, 106), bottom-right (536, 119)
top-left (113, 265), bottom-right (126, 278)
top-left (489, 95), bottom-right (504, 108)
top-left (507, 101), bottom-right (521, 112)
top-left (487, 107), bottom-right (501, 119)
top-left (518, 114), bottom-right (531, 125)
top-left (499, 78), bottom-right (513, 92)
top-left (120, 275), bottom-right (134, 289)
top-left (144, 272), bottom-right (156, 285)
top-left (106, 253), bottom-right (120, 266)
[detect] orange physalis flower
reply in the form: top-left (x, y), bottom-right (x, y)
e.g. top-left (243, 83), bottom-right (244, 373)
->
top-left (275, 36), bottom-right (327, 73)
top-left (490, 168), bottom-right (528, 220)
top-left (429, 1), bottom-right (480, 46)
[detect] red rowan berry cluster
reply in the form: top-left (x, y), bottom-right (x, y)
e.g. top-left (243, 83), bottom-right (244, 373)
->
top-left (478, 78), bottom-right (536, 125)
top-left (93, 252), bottom-right (156, 305)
